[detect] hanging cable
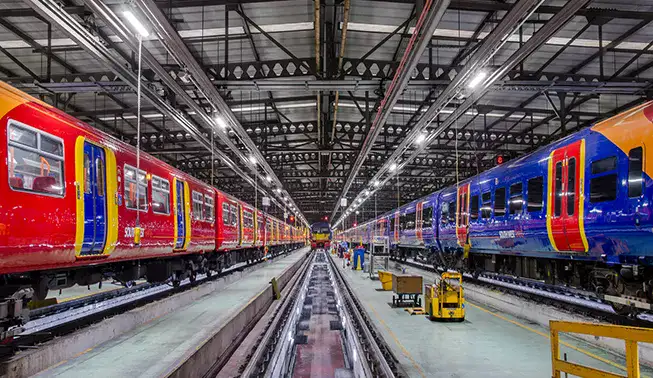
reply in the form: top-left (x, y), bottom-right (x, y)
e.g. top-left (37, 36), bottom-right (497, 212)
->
top-left (135, 33), bottom-right (143, 242)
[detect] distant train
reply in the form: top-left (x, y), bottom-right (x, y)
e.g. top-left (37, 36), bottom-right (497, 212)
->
top-left (310, 221), bottom-right (332, 250)
top-left (0, 81), bottom-right (306, 331)
top-left (340, 101), bottom-right (653, 314)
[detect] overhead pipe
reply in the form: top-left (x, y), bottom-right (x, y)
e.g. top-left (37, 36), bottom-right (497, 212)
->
top-left (330, 0), bottom-right (450, 221)
top-left (328, 0), bottom-right (351, 168)
top-left (334, 0), bottom-right (592, 227)
top-left (24, 0), bottom-right (303, 224)
top-left (131, 0), bottom-right (307, 224)
top-left (315, 0), bottom-right (321, 148)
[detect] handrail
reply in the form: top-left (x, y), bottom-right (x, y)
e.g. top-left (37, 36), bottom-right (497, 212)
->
top-left (550, 320), bottom-right (653, 378)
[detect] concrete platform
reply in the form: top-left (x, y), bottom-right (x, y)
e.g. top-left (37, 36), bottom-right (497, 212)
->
top-left (332, 254), bottom-right (653, 378)
top-left (33, 251), bottom-right (308, 378)
top-left (46, 280), bottom-right (146, 303)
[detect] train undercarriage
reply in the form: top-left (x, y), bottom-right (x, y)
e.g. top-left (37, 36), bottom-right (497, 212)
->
top-left (0, 243), bottom-right (303, 339)
top-left (389, 245), bottom-right (653, 316)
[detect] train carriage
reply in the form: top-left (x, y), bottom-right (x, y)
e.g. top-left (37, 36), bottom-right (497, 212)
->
top-left (341, 101), bottom-right (653, 314)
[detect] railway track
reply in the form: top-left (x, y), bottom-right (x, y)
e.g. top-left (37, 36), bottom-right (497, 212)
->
top-left (239, 250), bottom-right (405, 377)
top-left (391, 256), bottom-right (653, 328)
top-left (0, 249), bottom-right (298, 360)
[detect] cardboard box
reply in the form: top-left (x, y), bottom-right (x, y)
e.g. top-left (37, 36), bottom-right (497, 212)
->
top-left (392, 274), bottom-right (423, 294)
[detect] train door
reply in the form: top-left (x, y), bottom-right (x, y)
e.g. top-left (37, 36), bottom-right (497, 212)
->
top-left (81, 142), bottom-right (107, 255)
top-left (547, 139), bottom-right (588, 252)
top-left (416, 202), bottom-right (424, 242)
top-left (237, 204), bottom-right (243, 246)
top-left (456, 183), bottom-right (470, 246)
top-left (173, 179), bottom-right (188, 249)
top-left (393, 212), bottom-right (400, 243)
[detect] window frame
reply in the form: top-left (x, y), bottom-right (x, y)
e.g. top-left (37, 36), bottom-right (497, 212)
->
top-left (526, 176), bottom-right (544, 213)
top-left (589, 156), bottom-right (619, 204)
top-left (628, 147), bottom-right (644, 198)
top-left (423, 206), bottom-right (433, 228)
top-left (470, 194), bottom-right (479, 220)
top-left (230, 204), bottom-right (238, 226)
top-left (151, 175), bottom-right (170, 215)
top-left (192, 190), bottom-right (204, 220)
top-left (124, 164), bottom-right (148, 211)
top-left (204, 194), bottom-right (215, 222)
top-left (481, 191), bottom-right (492, 219)
top-left (7, 120), bottom-right (65, 197)
top-left (494, 187), bottom-right (506, 218)
top-left (222, 202), bottom-right (230, 226)
top-left (509, 182), bottom-right (523, 215)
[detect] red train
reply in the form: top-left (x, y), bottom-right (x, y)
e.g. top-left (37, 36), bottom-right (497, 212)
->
top-left (0, 81), bottom-right (306, 309)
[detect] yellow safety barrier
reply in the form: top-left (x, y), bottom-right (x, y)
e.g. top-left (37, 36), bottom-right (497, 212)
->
top-left (550, 320), bottom-right (653, 378)
top-left (378, 270), bottom-right (393, 291)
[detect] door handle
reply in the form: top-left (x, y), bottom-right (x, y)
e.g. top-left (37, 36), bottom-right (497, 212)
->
top-left (74, 181), bottom-right (81, 199)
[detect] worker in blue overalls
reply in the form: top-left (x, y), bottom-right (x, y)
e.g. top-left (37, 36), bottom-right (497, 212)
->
top-left (352, 243), bottom-right (365, 271)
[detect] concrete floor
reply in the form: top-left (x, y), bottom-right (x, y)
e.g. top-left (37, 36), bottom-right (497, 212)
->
top-left (332, 254), bottom-right (653, 378)
top-left (34, 251), bottom-right (305, 378)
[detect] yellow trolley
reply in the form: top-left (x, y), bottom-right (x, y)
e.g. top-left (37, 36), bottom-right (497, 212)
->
top-left (425, 272), bottom-right (465, 321)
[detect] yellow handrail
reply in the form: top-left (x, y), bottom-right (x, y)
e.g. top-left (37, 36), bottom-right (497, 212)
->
top-left (550, 320), bottom-right (653, 378)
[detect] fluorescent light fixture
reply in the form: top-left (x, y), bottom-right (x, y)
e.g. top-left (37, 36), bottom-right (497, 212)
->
top-left (248, 155), bottom-right (257, 165)
top-left (355, 211), bottom-right (360, 215)
top-left (364, 190), bottom-right (370, 196)
top-left (215, 115), bottom-right (228, 129)
top-left (389, 163), bottom-right (398, 172)
top-left (415, 132), bottom-right (426, 145)
top-left (373, 180), bottom-right (380, 187)
top-left (265, 175), bottom-right (272, 182)
top-left (468, 71), bottom-right (488, 89)
top-left (123, 10), bottom-right (149, 38)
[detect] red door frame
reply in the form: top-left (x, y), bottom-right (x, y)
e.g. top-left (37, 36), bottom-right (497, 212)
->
top-left (546, 139), bottom-right (588, 252)
top-left (416, 202), bottom-right (423, 241)
top-left (456, 183), bottom-right (470, 246)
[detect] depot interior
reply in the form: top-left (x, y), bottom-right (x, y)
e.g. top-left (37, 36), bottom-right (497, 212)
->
top-left (2, 0), bottom-right (653, 377)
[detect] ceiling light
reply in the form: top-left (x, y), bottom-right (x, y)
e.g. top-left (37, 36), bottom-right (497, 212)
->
top-left (265, 175), bottom-right (272, 182)
top-left (364, 190), bottom-right (370, 196)
top-left (123, 10), bottom-right (149, 38)
top-left (415, 132), bottom-right (426, 145)
top-left (468, 70), bottom-right (488, 89)
top-left (248, 155), bottom-right (257, 165)
top-left (215, 115), bottom-right (228, 130)
top-left (373, 180), bottom-right (380, 187)
top-left (389, 163), bottom-right (397, 172)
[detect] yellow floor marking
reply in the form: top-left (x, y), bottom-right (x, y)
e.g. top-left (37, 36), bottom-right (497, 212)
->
top-left (367, 299), bottom-right (427, 378)
top-left (467, 302), bottom-right (627, 373)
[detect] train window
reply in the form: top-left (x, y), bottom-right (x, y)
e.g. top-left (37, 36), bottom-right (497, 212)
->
top-left (509, 183), bottom-right (523, 215)
top-left (590, 174), bottom-right (617, 202)
top-left (527, 176), bottom-right (544, 213)
top-left (7, 122), bottom-right (64, 196)
top-left (481, 192), bottom-right (492, 219)
top-left (470, 195), bottom-right (479, 220)
top-left (406, 212), bottom-right (415, 229)
top-left (151, 176), bottom-right (170, 214)
top-left (448, 201), bottom-right (456, 224)
top-left (554, 162), bottom-right (562, 216)
top-left (230, 205), bottom-right (238, 226)
top-left (567, 158), bottom-right (576, 216)
top-left (192, 191), bottom-right (204, 220)
top-left (96, 159), bottom-right (105, 197)
top-left (628, 147), bottom-right (643, 198)
top-left (204, 195), bottom-right (214, 222)
top-left (84, 154), bottom-right (91, 194)
top-left (124, 165), bottom-right (147, 211)
top-left (400, 213), bottom-right (407, 230)
top-left (441, 203), bottom-right (449, 225)
top-left (591, 156), bottom-right (616, 174)
top-left (222, 203), bottom-right (230, 225)
top-left (494, 187), bottom-right (506, 217)
top-left (423, 207), bottom-right (433, 228)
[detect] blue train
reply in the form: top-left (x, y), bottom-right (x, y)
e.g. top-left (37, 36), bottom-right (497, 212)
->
top-left (340, 101), bottom-right (653, 314)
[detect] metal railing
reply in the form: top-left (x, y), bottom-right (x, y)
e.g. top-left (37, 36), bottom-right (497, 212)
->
top-left (550, 320), bottom-right (653, 378)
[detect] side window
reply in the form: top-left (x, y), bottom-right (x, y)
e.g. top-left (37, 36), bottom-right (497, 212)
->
top-left (481, 192), bottom-right (491, 219)
top-left (406, 212), bottom-right (415, 229)
top-left (124, 165), bottom-right (147, 211)
top-left (628, 147), bottom-right (643, 198)
top-left (423, 207), bottom-right (433, 228)
top-left (8, 122), bottom-right (65, 196)
top-left (84, 153), bottom-right (91, 194)
top-left (494, 187), bottom-right (506, 217)
top-left (448, 202), bottom-right (456, 224)
top-left (590, 156), bottom-right (618, 203)
top-left (567, 158), bottom-right (576, 216)
top-left (152, 176), bottom-right (170, 214)
top-left (440, 203), bottom-right (449, 225)
top-left (400, 213), bottom-right (407, 230)
top-left (204, 194), bottom-right (214, 222)
top-left (222, 203), bottom-right (230, 226)
top-left (470, 195), bottom-right (479, 220)
top-left (230, 205), bottom-right (238, 226)
top-left (192, 191), bottom-right (203, 220)
top-left (96, 159), bottom-right (105, 197)
top-left (554, 162), bottom-right (563, 215)
top-left (527, 176), bottom-right (544, 213)
top-left (509, 182), bottom-right (523, 215)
